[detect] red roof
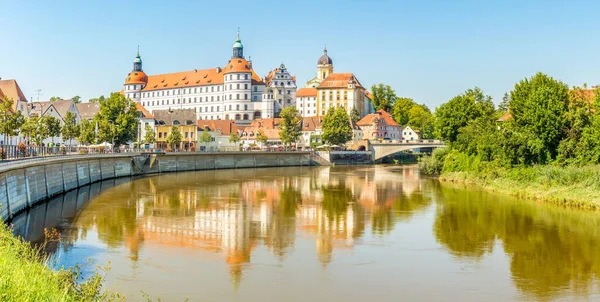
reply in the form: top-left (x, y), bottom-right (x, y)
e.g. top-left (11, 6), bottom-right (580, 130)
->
top-left (135, 102), bottom-right (154, 118)
top-left (317, 73), bottom-right (363, 89)
top-left (0, 79), bottom-right (27, 112)
top-left (297, 88), bottom-right (317, 97)
top-left (357, 110), bottom-right (399, 127)
top-left (197, 119), bottom-right (239, 135)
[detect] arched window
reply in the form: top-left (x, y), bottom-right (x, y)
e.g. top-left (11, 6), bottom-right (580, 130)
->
top-left (254, 111), bottom-right (261, 119)
top-left (235, 114), bottom-right (241, 120)
top-left (173, 120), bottom-right (180, 125)
top-left (243, 114), bottom-right (249, 120)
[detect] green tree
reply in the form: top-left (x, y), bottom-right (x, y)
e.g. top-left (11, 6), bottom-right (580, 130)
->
top-left (143, 124), bottom-right (156, 144)
top-left (0, 97), bottom-right (25, 145)
top-left (20, 117), bottom-right (38, 145)
top-left (499, 92), bottom-right (510, 112)
top-left (279, 106), bottom-right (302, 147)
top-left (166, 126), bottom-right (182, 151)
top-left (349, 107), bottom-right (361, 124)
top-left (434, 87), bottom-right (495, 143)
top-left (42, 115), bottom-right (62, 145)
top-left (78, 119), bottom-right (96, 146)
top-left (509, 72), bottom-right (568, 164)
top-left (391, 97), bottom-right (417, 125)
top-left (407, 104), bottom-right (435, 139)
top-left (93, 92), bottom-right (138, 147)
top-left (61, 111), bottom-right (79, 146)
top-left (49, 96), bottom-right (61, 102)
top-left (256, 129), bottom-right (268, 145)
top-left (322, 107), bottom-right (353, 145)
top-left (88, 96), bottom-right (105, 103)
top-left (229, 132), bottom-right (241, 144)
top-left (370, 83), bottom-right (397, 112)
top-left (199, 129), bottom-right (212, 143)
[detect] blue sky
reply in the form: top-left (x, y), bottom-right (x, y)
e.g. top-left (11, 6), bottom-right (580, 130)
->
top-left (2, 0), bottom-right (600, 109)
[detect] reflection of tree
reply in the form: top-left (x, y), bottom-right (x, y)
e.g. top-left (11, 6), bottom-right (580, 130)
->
top-left (321, 183), bottom-right (353, 221)
top-left (434, 183), bottom-right (600, 300)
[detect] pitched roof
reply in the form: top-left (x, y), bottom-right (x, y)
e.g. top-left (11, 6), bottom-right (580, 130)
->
top-left (296, 88), bottom-right (317, 98)
top-left (317, 73), bottom-right (363, 89)
top-left (364, 90), bottom-right (373, 100)
top-left (27, 99), bottom-right (76, 119)
top-left (248, 118), bottom-right (282, 129)
top-left (197, 119), bottom-right (239, 135)
top-left (135, 102), bottom-right (154, 118)
top-left (301, 116), bottom-right (323, 131)
top-left (141, 66), bottom-right (264, 92)
top-left (242, 127), bottom-right (281, 140)
top-left (497, 111), bottom-right (512, 122)
top-left (51, 99), bottom-right (76, 119)
top-left (76, 102), bottom-right (101, 120)
top-left (153, 108), bottom-right (197, 125)
top-left (357, 110), bottom-right (399, 127)
top-left (0, 79), bottom-right (28, 111)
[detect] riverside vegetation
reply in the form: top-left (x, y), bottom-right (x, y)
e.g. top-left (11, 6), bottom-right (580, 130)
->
top-left (0, 221), bottom-right (120, 301)
top-left (420, 72), bottom-right (600, 209)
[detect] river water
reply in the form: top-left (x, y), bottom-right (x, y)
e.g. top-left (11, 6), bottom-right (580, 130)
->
top-left (12, 165), bottom-right (600, 301)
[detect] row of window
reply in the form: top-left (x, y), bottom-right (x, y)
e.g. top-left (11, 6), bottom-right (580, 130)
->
top-left (143, 93), bottom-right (260, 107)
top-left (227, 74), bottom-right (250, 81)
top-left (157, 131), bottom-right (195, 139)
top-left (197, 104), bottom-right (249, 112)
top-left (198, 114), bottom-right (250, 120)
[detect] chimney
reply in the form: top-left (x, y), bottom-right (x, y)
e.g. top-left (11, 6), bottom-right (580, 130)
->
top-left (216, 67), bottom-right (222, 73)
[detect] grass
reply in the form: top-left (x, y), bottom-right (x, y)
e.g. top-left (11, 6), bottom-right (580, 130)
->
top-left (0, 222), bottom-right (120, 302)
top-left (439, 165), bottom-right (600, 209)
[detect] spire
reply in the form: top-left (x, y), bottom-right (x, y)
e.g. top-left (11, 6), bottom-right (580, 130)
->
top-left (237, 27), bottom-right (240, 41)
top-left (133, 46), bottom-right (143, 71)
top-left (232, 28), bottom-right (244, 58)
top-left (324, 45), bottom-right (327, 54)
top-left (137, 45), bottom-right (140, 57)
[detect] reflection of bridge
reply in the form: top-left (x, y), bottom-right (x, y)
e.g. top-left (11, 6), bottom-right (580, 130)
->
top-left (370, 140), bottom-right (446, 161)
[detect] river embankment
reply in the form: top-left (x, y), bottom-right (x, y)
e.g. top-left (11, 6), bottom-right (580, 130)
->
top-left (438, 165), bottom-right (600, 210)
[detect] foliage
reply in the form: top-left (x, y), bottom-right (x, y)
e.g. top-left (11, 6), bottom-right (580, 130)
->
top-left (20, 117), bottom-right (40, 144)
top-left (166, 126), bottom-right (182, 150)
top-left (229, 132), bottom-right (241, 144)
top-left (143, 124), bottom-right (156, 144)
top-left (78, 119), bottom-right (96, 145)
top-left (419, 147), bottom-right (450, 175)
top-left (407, 104), bottom-right (435, 139)
top-left (0, 97), bottom-right (25, 144)
top-left (434, 87), bottom-right (494, 143)
top-left (61, 111), bottom-right (79, 146)
top-left (88, 96), bottom-right (105, 103)
top-left (72, 96), bottom-right (81, 103)
top-left (499, 92), bottom-right (510, 112)
top-left (391, 97), bottom-right (416, 125)
top-left (199, 129), bottom-right (212, 143)
top-left (370, 83), bottom-right (396, 112)
top-left (349, 108), bottom-right (361, 124)
top-left (278, 106), bottom-right (302, 146)
top-left (256, 129), bottom-right (268, 145)
top-left (508, 72), bottom-right (568, 164)
top-left (41, 115), bottom-right (62, 144)
top-left (321, 107), bottom-right (353, 145)
top-left (93, 93), bottom-right (138, 146)
top-left (49, 96), bottom-right (61, 102)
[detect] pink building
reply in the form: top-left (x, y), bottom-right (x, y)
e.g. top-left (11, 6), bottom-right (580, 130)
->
top-left (356, 110), bottom-right (401, 140)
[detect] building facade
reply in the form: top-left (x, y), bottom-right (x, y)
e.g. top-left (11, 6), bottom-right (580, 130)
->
top-left (357, 110), bottom-right (402, 140)
top-left (264, 64), bottom-right (297, 117)
top-left (296, 88), bottom-right (317, 117)
top-left (124, 32), bottom-right (274, 126)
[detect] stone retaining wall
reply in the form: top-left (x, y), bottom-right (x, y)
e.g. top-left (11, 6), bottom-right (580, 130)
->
top-left (0, 152), bottom-right (312, 222)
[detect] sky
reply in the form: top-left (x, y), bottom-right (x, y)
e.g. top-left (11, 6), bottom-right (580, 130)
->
top-left (2, 0), bottom-right (600, 109)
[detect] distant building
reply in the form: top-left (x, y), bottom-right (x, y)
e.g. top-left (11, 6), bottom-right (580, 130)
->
top-left (299, 116), bottom-right (323, 148)
top-left (135, 102), bottom-right (156, 148)
top-left (27, 99), bottom-right (81, 146)
top-left (357, 110), bottom-right (401, 140)
top-left (401, 125), bottom-right (419, 141)
top-left (0, 79), bottom-right (29, 145)
top-left (264, 64), bottom-right (297, 117)
top-left (296, 88), bottom-right (318, 117)
top-left (153, 109), bottom-right (198, 151)
top-left (197, 119), bottom-right (239, 152)
top-left (76, 102), bottom-right (101, 121)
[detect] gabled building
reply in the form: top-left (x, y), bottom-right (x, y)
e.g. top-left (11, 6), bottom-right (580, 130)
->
top-left (135, 102), bottom-right (156, 148)
top-left (299, 116), bottom-right (323, 148)
top-left (76, 102), bottom-right (101, 121)
top-left (402, 125), bottom-right (420, 141)
top-left (197, 119), bottom-right (239, 152)
top-left (153, 109), bottom-right (198, 151)
top-left (264, 63), bottom-right (297, 117)
top-left (0, 79), bottom-right (29, 145)
top-left (357, 110), bottom-right (401, 140)
top-left (27, 99), bottom-right (81, 146)
top-left (296, 88), bottom-right (317, 117)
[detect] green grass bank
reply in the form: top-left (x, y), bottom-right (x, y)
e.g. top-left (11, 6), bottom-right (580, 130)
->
top-left (0, 222), bottom-right (116, 302)
top-left (438, 165), bottom-right (600, 210)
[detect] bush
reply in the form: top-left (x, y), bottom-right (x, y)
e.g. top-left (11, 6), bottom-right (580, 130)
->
top-left (419, 147), bottom-right (449, 175)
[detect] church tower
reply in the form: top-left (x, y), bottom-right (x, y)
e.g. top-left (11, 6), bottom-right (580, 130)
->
top-left (232, 29), bottom-right (244, 59)
top-left (123, 46), bottom-right (147, 102)
top-left (317, 46), bottom-right (333, 81)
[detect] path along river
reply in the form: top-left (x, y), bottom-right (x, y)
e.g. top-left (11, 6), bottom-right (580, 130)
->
top-left (12, 165), bottom-right (600, 301)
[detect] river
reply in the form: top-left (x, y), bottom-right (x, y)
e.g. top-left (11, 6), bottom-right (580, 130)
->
top-left (12, 165), bottom-right (600, 301)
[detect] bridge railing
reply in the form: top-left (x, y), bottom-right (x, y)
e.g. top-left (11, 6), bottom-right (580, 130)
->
top-left (370, 139), bottom-right (444, 144)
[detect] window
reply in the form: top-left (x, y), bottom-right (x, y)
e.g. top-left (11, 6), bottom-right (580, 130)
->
top-left (200, 87), bottom-right (203, 93)
top-left (237, 74), bottom-right (240, 80)
top-left (236, 104), bottom-right (240, 110)
top-left (236, 94), bottom-right (240, 100)
top-left (159, 132), bottom-right (162, 138)
top-left (244, 94), bottom-right (248, 100)
top-left (211, 96), bottom-right (214, 102)
top-left (190, 132), bottom-right (194, 138)
top-left (167, 91), bottom-right (170, 96)
top-left (194, 88), bottom-right (197, 93)
top-left (237, 84), bottom-right (240, 89)
top-left (287, 82), bottom-right (291, 85)
top-left (211, 106), bottom-right (214, 112)
top-left (217, 96), bottom-right (220, 101)
top-left (162, 100), bottom-right (165, 105)
top-left (217, 86), bottom-right (220, 91)
top-left (245, 74), bottom-right (248, 80)
top-left (133, 93), bottom-right (136, 98)
top-left (253, 96), bottom-right (257, 101)
top-left (278, 89), bottom-right (282, 94)
top-left (217, 106), bottom-right (220, 112)
top-left (229, 105), bottom-right (232, 110)
top-left (211, 86), bottom-right (214, 92)
top-left (244, 104), bottom-right (248, 110)
top-left (229, 84), bottom-right (232, 90)
top-left (243, 114), bottom-right (249, 120)
top-left (244, 84), bottom-right (248, 89)
top-left (199, 97), bottom-right (203, 102)
top-left (185, 132), bottom-right (188, 138)
top-left (200, 107), bottom-right (203, 112)
top-left (287, 90), bottom-right (291, 94)
top-left (173, 120), bottom-right (180, 125)
top-left (253, 86), bottom-right (257, 92)
top-left (194, 97), bottom-right (197, 103)
top-left (235, 114), bottom-right (241, 120)
top-left (162, 91), bottom-right (165, 96)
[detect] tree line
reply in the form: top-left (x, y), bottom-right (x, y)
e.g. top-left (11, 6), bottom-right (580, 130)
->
top-left (422, 72), bottom-right (600, 174)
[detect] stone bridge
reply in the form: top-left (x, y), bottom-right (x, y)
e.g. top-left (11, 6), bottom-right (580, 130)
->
top-left (369, 139), bottom-right (446, 161)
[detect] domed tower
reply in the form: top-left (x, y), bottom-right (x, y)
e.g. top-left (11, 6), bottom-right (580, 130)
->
top-left (262, 87), bottom-right (275, 118)
top-left (317, 46), bottom-right (334, 81)
top-left (123, 47), bottom-right (147, 102)
top-left (224, 30), bottom-right (253, 122)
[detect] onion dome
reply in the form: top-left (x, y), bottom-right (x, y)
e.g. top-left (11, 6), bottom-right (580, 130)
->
top-left (318, 46), bottom-right (333, 65)
top-left (224, 57), bottom-right (252, 74)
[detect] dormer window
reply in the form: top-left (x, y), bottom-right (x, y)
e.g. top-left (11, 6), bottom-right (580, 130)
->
top-left (173, 120), bottom-right (180, 125)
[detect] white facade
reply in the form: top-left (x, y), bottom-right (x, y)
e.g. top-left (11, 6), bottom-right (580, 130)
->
top-left (402, 126), bottom-right (420, 141)
top-left (266, 64), bottom-right (297, 117)
top-left (295, 88), bottom-right (318, 117)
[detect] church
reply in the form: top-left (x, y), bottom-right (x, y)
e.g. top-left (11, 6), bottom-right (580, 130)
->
top-left (123, 31), bottom-right (280, 125)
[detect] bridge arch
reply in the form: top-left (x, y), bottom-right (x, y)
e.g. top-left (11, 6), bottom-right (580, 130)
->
top-left (369, 140), bottom-right (446, 161)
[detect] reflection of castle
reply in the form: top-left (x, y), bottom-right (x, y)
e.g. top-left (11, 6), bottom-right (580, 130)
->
top-left (82, 166), bottom-right (427, 287)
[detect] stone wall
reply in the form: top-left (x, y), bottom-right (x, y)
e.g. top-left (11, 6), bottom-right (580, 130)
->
top-left (0, 152), bottom-right (312, 222)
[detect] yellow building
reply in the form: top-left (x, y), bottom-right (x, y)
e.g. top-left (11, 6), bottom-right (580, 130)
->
top-left (305, 47), bottom-right (369, 117)
top-left (153, 109), bottom-right (198, 151)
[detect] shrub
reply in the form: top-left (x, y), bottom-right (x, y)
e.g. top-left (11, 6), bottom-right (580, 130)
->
top-left (419, 147), bottom-right (449, 175)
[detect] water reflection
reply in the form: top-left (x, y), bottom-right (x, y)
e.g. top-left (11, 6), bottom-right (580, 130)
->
top-left (434, 183), bottom-right (600, 300)
top-left (9, 165), bottom-right (600, 300)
